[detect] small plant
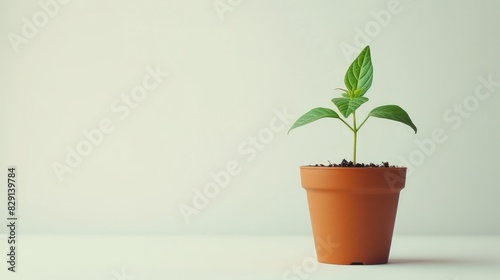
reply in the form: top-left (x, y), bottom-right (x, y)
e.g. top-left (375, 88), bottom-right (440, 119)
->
top-left (288, 45), bottom-right (417, 164)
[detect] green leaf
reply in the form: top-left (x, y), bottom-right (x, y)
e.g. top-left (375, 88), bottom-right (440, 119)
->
top-left (288, 107), bottom-right (340, 134)
top-left (368, 105), bottom-right (417, 133)
top-left (352, 88), bottom-right (364, 98)
top-left (332, 96), bottom-right (369, 118)
top-left (344, 46), bottom-right (373, 97)
top-left (335, 87), bottom-right (351, 99)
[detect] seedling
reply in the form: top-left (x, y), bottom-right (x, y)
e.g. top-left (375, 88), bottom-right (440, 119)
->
top-left (288, 45), bottom-right (417, 164)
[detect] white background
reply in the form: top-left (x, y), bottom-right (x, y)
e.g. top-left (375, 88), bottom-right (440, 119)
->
top-left (1, 0), bottom-right (499, 237)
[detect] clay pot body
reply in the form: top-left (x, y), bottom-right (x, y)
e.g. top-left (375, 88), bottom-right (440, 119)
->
top-left (300, 166), bottom-right (406, 265)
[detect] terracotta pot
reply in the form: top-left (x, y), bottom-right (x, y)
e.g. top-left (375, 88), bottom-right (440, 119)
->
top-left (300, 166), bottom-right (407, 265)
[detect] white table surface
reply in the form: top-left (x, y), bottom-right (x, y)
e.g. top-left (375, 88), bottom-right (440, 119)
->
top-left (0, 235), bottom-right (499, 280)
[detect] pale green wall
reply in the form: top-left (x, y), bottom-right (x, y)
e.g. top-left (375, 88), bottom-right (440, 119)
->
top-left (1, 0), bottom-right (499, 235)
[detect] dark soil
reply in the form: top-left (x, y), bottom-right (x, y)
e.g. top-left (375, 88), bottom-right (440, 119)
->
top-left (310, 159), bottom-right (397, 168)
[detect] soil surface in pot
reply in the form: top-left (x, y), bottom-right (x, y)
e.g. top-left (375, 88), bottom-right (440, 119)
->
top-left (310, 159), bottom-right (398, 168)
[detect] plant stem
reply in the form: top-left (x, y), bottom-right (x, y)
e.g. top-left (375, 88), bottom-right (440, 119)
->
top-left (339, 118), bottom-right (354, 132)
top-left (353, 111), bottom-right (357, 165)
top-left (357, 115), bottom-right (370, 131)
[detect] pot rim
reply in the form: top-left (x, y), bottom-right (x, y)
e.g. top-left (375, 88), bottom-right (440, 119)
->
top-left (300, 166), bottom-right (407, 170)
top-left (300, 166), bottom-right (407, 192)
